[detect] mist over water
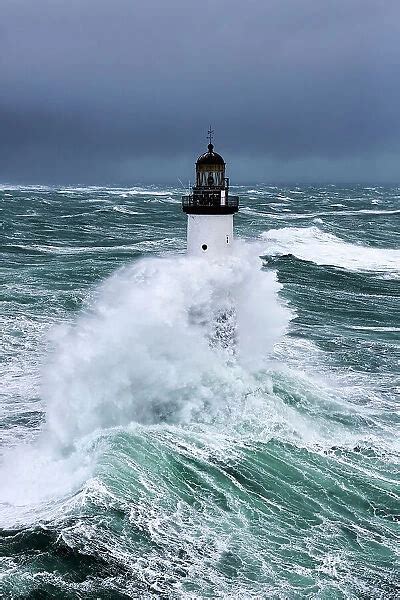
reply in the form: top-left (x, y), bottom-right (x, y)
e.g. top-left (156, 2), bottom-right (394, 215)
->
top-left (1, 184), bottom-right (399, 598)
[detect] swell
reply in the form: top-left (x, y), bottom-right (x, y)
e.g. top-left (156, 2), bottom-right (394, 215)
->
top-left (261, 226), bottom-right (400, 276)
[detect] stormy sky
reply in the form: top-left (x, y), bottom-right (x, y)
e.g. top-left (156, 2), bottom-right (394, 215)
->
top-left (1, 0), bottom-right (399, 184)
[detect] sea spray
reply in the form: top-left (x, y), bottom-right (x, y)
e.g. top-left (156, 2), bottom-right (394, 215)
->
top-left (44, 242), bottom-right (290, 450)
top-left (0, 241), bottom-right (290, 522)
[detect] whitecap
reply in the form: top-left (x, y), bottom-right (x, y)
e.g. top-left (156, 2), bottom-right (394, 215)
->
top-left (261, 226), bottom-right (400, 276)
top-left (347, 326), bottom-right (400, 332)
top-left (112, 206), bottom-right (144, 215)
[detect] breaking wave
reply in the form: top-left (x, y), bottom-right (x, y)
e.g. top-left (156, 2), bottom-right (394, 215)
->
top-left (262, 226), bottom-right (400, 276)
top-left (0, 243), bottom-right (290, 524)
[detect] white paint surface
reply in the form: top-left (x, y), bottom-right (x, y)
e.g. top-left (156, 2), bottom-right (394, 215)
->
top-left (187, 214), bottom-right (234, 257)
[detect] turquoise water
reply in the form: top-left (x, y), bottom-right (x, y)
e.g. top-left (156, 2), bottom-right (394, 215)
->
top-left (0, 184), bottom-right (399, 598)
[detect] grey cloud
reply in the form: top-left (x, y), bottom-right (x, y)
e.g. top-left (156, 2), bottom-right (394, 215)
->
top-left (1, 0), bottom-right (399, 183)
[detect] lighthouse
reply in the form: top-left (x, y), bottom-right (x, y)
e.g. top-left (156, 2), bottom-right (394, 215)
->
top-left (182, 129), bottom-right (239, 257)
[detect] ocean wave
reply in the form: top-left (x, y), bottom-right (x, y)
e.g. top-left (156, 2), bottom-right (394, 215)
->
top-left (347, 325), bottom-right (400, 332)
top-left (112, 205), bottom-right (144, 215)
top-left (2, 185), bottom-right (398, 597)
top-left (0, 241), bottom-right (179, 255)
top-left (0, 184), bottom-right (54, 192)
top-left (261, 226), bottom-right (400, 276)
top-left (258, 208), bottom-right (400, 221)
top-left (43, 248), bottom-right (289, 449)
top-left (0, 246), bottom-right (291, 516)
top-left (94, 187), bottom-right (175, 197)
top-left (0, 185), bottom-right (175, 197)
top-left (3, 239), bottom-right (389, 536)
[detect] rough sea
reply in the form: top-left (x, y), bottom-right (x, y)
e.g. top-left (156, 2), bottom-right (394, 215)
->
top-left (0, 184), bottom-right (399, 599)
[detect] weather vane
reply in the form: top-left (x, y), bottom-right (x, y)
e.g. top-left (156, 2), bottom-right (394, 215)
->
top-left (207, 126), bottom-right (214, 145)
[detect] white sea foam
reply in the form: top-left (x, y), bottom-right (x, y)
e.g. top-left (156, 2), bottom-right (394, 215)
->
top-left (347, 325), bottom-right (400, 332)
top-left (0, 244), bottom-right (292, 520)
top-left (112, 205), bottom-right (144, 215)
top-left (159, 197), bottom-right (180, 203)
top-left (125, 189), bottom-right (171, 196)
top-left (261, 226), bottom-right (400, 276)
top-left (92, 187), bottom-right (174, 197)
top-left (264, 208), bottom-right (400, 220)
top-left (0, 185), bottom-right (174, 197)
top-left (4, 240), bottom-right (181, 255)
top-left (43, 245), bottom-right (290, 450)
top-left (0, 184), bottom-right (54, 192)
top-left (348, 208), bottom-right (400, 215)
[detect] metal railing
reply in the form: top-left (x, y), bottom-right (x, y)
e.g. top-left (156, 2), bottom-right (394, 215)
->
top-left (182, 194), bottom-right (239, 212)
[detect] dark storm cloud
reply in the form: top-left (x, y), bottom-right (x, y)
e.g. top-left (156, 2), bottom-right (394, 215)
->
top-left (1, 0), bottom-right (399, 183)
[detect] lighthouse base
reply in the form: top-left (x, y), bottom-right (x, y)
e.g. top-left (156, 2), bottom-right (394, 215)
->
top-left (187, 214), bottom-right (233, 257)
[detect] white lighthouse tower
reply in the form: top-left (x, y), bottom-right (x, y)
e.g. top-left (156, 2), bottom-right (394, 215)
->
top-left (182, 129), bottom-right (239, 257)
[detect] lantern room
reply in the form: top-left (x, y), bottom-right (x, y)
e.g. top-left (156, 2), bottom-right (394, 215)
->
top-left (196, 143), bottom-right (225, 188)
top-left (182, 131), bottom-right (239, 215)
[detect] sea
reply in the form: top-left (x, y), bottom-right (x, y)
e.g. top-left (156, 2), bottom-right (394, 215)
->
top-left (0, 184), bottom-right (399, 599)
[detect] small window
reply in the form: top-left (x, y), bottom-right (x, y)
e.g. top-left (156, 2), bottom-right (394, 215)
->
top-left (226, 236), bottom-right (229, 244)
top-left (202, 244), bottom-right (208, 251)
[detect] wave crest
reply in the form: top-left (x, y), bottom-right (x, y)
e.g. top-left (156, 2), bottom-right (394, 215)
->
top-left (261, 226), bottom-right (400, 276)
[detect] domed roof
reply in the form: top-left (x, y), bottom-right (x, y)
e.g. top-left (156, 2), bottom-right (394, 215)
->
top-left (196, 143), bottom-right (225, 167)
